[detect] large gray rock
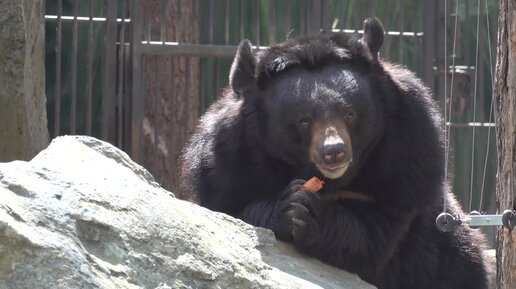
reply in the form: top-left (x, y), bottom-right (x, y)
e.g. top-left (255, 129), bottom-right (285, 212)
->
top-left (0, 0), bottom-right (49, 162)
top-left (0, 136), bottom-right (375, 289)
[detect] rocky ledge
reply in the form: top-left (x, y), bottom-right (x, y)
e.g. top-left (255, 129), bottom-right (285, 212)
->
top-left (0, 136), bottom-right (374, 289)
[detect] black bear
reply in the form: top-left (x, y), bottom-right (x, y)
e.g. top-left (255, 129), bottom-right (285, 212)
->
top-left (180, 18), bottom-right (488, 289)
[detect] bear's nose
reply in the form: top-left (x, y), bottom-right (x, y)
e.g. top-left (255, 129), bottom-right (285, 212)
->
top-left (320, 143), bottom-right (348, 165)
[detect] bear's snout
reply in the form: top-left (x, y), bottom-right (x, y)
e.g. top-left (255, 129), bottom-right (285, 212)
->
top-left (320, 142), bottom-right (349, 165)
top-left (310, 122), bottom-right (353, 179)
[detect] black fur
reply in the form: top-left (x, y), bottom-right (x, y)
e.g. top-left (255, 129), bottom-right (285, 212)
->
top-left (180, 17), bottom-right (488, 289)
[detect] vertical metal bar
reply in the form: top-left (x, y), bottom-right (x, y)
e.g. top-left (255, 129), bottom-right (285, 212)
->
top-left (310, 0), bottom-right (322, 33)
top-left (102, 0), bottom-right (118, 143)
top-left (465, 0), bottom-right (471, 63)
top-left (154, 55), bottom-right (160, 168)
top-left (436, 0), bottom-right (447, 117)
top-left (270, 0), bottom-right (276, 44)
top-left (304, 0), bottom-right (310, 34)
top-left (421, 0), bottom-right (436, 91)
top-left (123, 0), bottom-right (132, 152)
top-left (477, 0), bottom-right (486, 124)
top-left (321, 0), bottom-right (332, 32)
top-left (332, 1), bottom-right (344, 31)
top-left (224, 0), bottom-right (230, 44)
top-left (215, 59), bottom-right (220, 97)
top-left (468, 0), bottom-right (485, 210)
top-left (172, 56), bottom-right (183, 118)
top-left (175, 0), bottom-right (182, 42)
top-left (353, 0), bottom-right (360, 32)
top-left (240, 0), bottom-right (245, 39)
top-left (130, 0), bottom-right (144, 162)
top-left (382, 2), bottom-right (391, 58)
top-left (413, 1), bottom-right (420, 74)
top-left (167, 57), bottom-right (175, 174)
top-left (452, 1), bottom-right (462, 60)
top-left (255, 0), bottom-right (260, 45)
top-left (184, 57), bottom-right (190, 136)
top-left (155, 0), bottom-right (163, 165)
top-left (194, 0), bottom-right (199, 44)
top-left (300, 0), bottom-right (306, 35)
top-left (70, 0), bottom-right (78, 134)
top-left (285, 0), bottom-right (291, 37)
top-left (169, 55), bottom-right (176, 144)
top-left (398, 0), bottom-right (405, 64)
top-left (199, 57), bottom-right (205, 113)
top-left (117, 0), bottom-right (127, 148)
top-left (160, 0), bottom-right (166, 44)
top-left (339, 0), bottom-right (346, 31)
top-left (86, 0), bottom-right (94, 136)
top-left (146, 0), bottom-right (151, 43)
top-left (209, 0), bottom-right (214, 43)
top-left (54, 0), bottom-right (62, 137)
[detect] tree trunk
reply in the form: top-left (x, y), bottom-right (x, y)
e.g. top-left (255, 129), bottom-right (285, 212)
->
top-left (494, 1), bottom-right (516, 288)
top-left (0, 0), bottom-right (49, 161)
top-left (140, 0), bottom-right (199, 200)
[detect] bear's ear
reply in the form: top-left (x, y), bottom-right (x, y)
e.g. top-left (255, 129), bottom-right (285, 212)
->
top-left (361, 17), bottom-right (384, 60)
top-left (229, 40), bottom-right (256, 95)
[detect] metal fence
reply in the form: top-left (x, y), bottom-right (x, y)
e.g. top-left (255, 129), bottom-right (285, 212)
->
top-left (44, 0), bottom-right (498, 231)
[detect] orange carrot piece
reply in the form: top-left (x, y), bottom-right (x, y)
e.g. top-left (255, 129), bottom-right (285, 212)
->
top-left (303, 176), bottom-right (325, 192)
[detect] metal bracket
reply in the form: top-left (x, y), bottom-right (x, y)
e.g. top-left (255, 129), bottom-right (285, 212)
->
top-left (436, 213), bottom-right (461, 232)
top-left (466, 210), bottom-right (516, 230)
top-left (466, 211), bottom-right (503, 227)
top-left (501, 210), bottom-right (516, 230)
top-left (436, 210), bottom-right (516, 232)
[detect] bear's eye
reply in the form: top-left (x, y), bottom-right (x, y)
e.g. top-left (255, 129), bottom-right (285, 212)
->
top-left (297, 117), bottom-right (312, 129)
top-left (344, 110), bottom-right (355, 121)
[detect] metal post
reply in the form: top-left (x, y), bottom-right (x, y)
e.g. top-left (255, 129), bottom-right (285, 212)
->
top-left (101, 0), bottom-right (118, 144)
top-left (130, 0), bottom-right (143, 162)
top-left (421, 0), bottom-right (437, 93)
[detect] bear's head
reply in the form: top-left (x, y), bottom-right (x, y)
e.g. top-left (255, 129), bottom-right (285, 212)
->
top-left (229, 18), bottom-right (387, 183)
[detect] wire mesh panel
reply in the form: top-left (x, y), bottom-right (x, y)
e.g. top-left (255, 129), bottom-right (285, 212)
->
top-left (438, 0), bottom-right (499, 245)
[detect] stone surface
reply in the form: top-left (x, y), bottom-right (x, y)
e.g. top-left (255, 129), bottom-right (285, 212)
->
top-left (0, 136), bottom-right (375, 289)
top-left (0, 0), bottom-right (49, 162)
